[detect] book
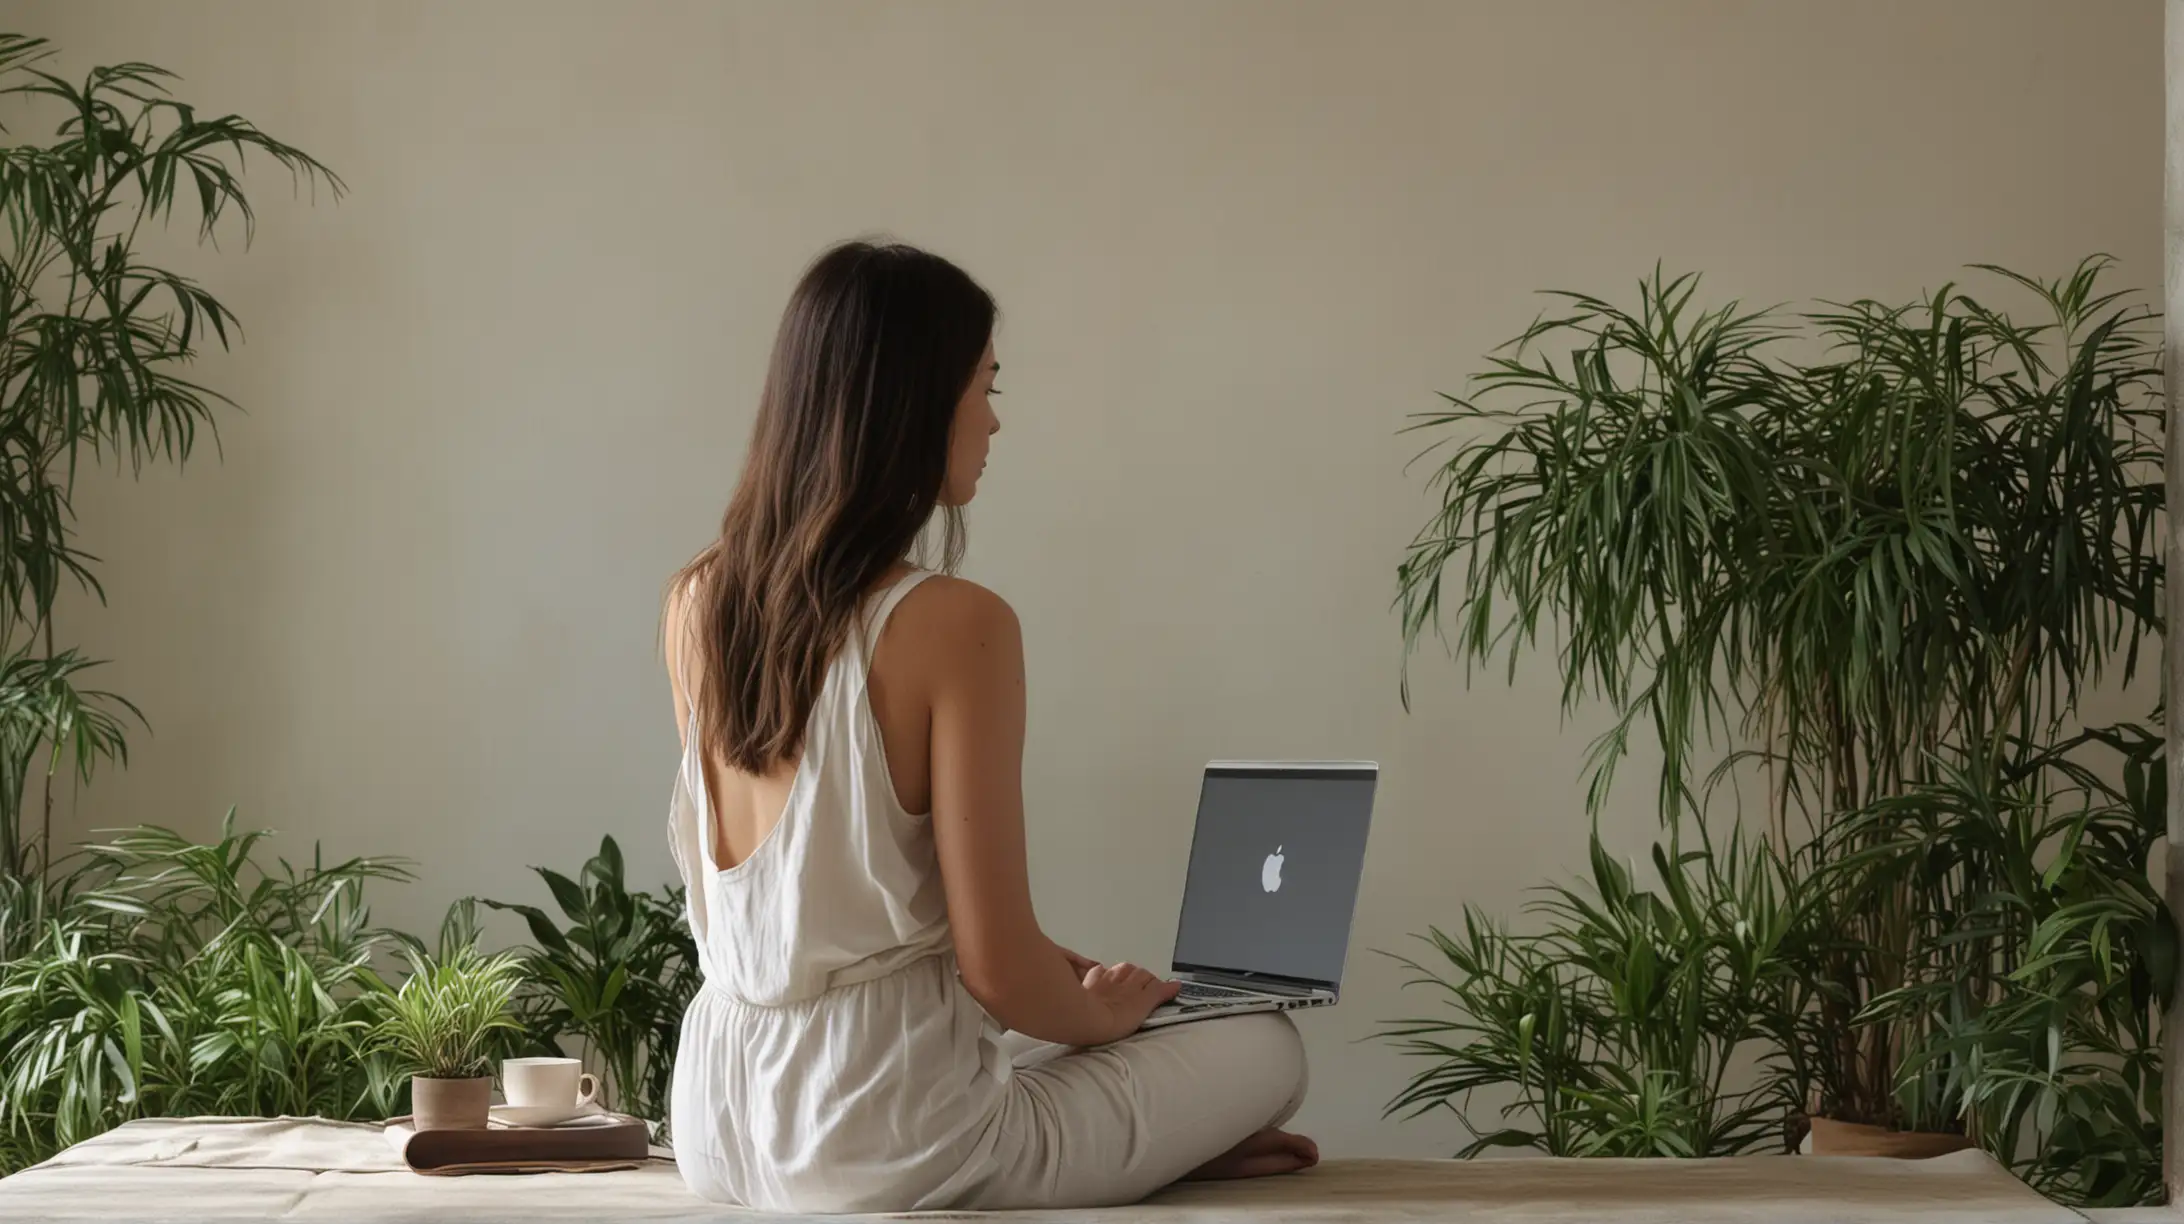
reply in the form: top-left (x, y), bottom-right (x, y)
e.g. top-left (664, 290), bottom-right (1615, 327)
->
top-left (381, 1110), bottom-right (654, 1176)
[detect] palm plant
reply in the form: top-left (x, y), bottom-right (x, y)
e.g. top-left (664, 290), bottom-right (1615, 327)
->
top-left (1400, 259), bottom-right (2159, 828)
top-left (1395, 259), bottom-right (2162, 1137)
top-left (1390, 261), bottom-right (2165, 1204)
top-left (0, 32), bottom-right (340, 880)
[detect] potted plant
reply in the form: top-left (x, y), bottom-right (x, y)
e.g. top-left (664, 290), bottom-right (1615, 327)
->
top-left (369, 945), bottom-right (526, 1130)
top-left (1390, 260), bottom-right (2163, 1187)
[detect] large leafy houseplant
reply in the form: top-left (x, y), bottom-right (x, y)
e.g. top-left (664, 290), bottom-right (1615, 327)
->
top-left (1391, 260), bottom-right (2164, 1202)
top-left (484, 836), bottom-right (698, 1124)
top-left (0, 33), bottom-right (340, 881)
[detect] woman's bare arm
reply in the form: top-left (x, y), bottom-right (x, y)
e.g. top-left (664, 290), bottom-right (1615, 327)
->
top-left (921, 580), bottom-right (1174, 1045)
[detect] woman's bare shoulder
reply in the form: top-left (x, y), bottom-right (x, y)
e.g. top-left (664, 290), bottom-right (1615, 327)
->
top-left (891, 574), bottom-right (1021, 660)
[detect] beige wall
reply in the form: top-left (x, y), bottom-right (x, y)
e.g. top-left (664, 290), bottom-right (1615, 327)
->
top-left (17, 0), bottom-right (2162, 1157)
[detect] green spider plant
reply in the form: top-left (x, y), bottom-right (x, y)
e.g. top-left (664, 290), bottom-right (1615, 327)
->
top-left (365, 944), bottom-right (525, 1081)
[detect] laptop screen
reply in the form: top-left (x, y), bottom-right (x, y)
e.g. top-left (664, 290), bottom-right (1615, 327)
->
top-left (1170, 763), bottom-right (1376, 988)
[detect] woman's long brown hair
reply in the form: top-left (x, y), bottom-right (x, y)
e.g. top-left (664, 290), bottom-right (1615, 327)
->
top-left (672, 241), bottom-right (996, 774)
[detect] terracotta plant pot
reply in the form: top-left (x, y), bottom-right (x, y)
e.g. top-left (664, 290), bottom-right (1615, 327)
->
top-left (1807, 1116), bottom-right (1976, 1159)
top-left (410, 1075), bottom-right (492, 1131)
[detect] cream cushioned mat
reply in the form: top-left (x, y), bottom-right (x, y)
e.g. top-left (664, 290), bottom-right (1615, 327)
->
top-left (0, 1116), bottom-right (2091, 1222)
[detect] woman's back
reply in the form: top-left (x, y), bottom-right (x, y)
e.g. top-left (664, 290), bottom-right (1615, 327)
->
top-left (667, 567), bottom-right (955, 1005)
top-left (676, 564), bottom-right (942, 874)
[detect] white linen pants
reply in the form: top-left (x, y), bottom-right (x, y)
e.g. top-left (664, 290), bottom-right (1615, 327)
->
top-left (961, 1010), bottom-right (1310, 1210)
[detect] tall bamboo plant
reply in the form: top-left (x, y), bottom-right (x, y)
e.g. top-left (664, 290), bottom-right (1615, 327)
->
top-left (0, 33), bottom-right (341, 879)
top-left (1395, 259), bottom-right (2164, 1136)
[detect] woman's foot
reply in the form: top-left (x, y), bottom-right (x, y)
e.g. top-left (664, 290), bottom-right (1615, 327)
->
top-left (1185, 1127), bottom-right (1320, 1181)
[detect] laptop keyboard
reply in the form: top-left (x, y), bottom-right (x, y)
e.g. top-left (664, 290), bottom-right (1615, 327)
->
top-left (1148, 979), bottom-right (1331, 1026)
top-left (1176, 981), bottom-right (1260, 1004)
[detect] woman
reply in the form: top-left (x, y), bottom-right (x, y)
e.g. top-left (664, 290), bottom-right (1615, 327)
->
top-left (663, 241), bottom-right (1316, 1213)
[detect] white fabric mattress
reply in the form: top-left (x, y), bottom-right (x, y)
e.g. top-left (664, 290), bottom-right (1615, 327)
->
top-left (0, 1116), bottom-right (2092, 1222)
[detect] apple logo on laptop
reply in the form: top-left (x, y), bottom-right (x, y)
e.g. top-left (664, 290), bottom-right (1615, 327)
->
top-left (1261, 846), bottom-right (1284, 893)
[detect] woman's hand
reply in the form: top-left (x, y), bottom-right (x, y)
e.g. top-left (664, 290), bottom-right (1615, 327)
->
top-left (1080, 961), bottom-right (1181, 1044)
top-left (1061, 946), bottom-right (1100, 979)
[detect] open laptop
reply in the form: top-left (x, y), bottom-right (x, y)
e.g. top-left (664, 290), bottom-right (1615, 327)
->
top-left (1141, 760), bottom-right (1378, 1029)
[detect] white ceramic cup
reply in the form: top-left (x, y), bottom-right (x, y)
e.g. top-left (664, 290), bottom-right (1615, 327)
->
top-left (501, 1057), bottom-right (599, 1113)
